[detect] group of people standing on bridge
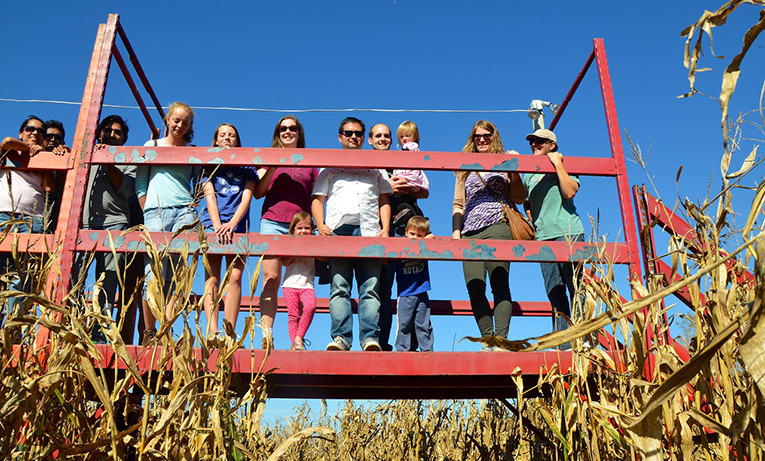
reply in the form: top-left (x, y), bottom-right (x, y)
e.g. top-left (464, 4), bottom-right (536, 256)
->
top-left (0, 105), bottom-right (584, 352)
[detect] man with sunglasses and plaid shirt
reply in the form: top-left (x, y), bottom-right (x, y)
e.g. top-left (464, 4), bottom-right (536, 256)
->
top-left (312, 117), bottom-right (393, 352)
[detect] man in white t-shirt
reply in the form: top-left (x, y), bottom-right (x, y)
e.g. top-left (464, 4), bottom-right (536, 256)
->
top-left (312, 117), bottom-right (392, 351)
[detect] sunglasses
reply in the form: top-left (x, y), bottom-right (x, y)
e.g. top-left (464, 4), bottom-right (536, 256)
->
top-left (529, 138), bottom-right (550, 145)
top-left (279, 125), bottom-right (299, 133)
top-left (46, 133), bottom-right (64, 142)
top-left (473, 134), bottom-right (493, 141)
top-left (341, 130), bottom-right (364, 138)
top-left (24, 125), bottom-right (46, 136)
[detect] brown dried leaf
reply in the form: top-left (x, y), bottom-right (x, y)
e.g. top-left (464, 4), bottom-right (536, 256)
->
top-left (739, 234), bottom-right (765, 399)
top-left (267, 427), bottom-right (336, 461)
top-left (719, 9), bottom-right (765, 148)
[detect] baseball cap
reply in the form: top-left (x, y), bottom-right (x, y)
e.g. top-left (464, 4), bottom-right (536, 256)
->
top-left (525, 129), bottom-right (557, 144)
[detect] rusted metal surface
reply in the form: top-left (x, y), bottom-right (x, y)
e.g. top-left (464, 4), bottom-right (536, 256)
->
top-left (50, 16), bottom-right (119, 304)
top-left (593, 39), bottom-right (643, 284)
top-left (1, 151), bottom-right (70, 170)
top-left (95, 345), bottom-right (574, 399)
top-left (93, 145), bottom-right (620, 176)
top-left (74, 230), bottom-right (633, 264)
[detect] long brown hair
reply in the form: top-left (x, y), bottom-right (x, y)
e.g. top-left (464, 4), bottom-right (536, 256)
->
top-left (457, 120), bottom-right (505, 181)
top-left (271, 116), bottom-right (306, 148)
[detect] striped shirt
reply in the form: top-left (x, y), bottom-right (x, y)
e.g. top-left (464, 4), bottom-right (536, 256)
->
top-left (462, 173), bottom-right (509, 233)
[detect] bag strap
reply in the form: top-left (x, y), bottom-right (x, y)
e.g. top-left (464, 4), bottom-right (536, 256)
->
top-left (472, 172), bottom-right (510, 206)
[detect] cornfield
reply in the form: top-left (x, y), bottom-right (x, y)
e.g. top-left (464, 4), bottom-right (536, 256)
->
top-left (2, 1), bottom-right (765, 459)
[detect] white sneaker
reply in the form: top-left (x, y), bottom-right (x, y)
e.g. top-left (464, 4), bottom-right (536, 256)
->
top-left (326, 337), bottom-right (349, 351)
top-left (363, 339), bottom-right (382, 351)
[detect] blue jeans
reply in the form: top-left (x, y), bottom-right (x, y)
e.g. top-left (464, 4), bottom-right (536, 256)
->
top-left (0, 212), bottom-right (44, 318)
top-left (378, 226), bottom-right (406, 351)
top-left (329, 224), bottom-right (382, 349)
top-left (539, 234), bottom-right (585, 335)
top-left (395, 292), bottom-right (433, 351)
top-left (142, 206), bottom-right (197, 300)
top-left (73, 223), bottom-right (127, 317)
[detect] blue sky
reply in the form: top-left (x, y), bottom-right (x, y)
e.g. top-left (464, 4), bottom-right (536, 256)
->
top-left (2, 1), bottom-right (764, 422)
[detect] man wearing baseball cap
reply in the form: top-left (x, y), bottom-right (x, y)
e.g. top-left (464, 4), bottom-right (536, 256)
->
top-left (522, 129), bottom-right (584, 350)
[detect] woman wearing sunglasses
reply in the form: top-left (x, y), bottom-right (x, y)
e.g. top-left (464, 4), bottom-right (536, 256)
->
top-left (452, 120), bottom-right (526, 348)
top-left (253, 116), bottom-right (318, 349)
top-left (0, 116), bottom-right (58, 320)
top-left (0, 116), bottom-right (57, 233)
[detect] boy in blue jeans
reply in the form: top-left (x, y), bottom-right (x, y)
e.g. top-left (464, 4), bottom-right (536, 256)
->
top-left (395, 216), bottom-right (434, 351)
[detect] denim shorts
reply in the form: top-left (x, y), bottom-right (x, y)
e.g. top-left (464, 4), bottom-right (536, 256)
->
top-left (259, 218), bottom-right (290, 235)
top-left (0, 212), bottom-right (44, 234)
top-left (143, 206), bottom-right (196, 232)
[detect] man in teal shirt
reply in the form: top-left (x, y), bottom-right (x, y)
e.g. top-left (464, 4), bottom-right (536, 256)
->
top-left (522, 129), bottom-right (584, 350)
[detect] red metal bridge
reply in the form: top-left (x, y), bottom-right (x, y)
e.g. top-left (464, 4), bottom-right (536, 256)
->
top-left (4, 14), bottom-right (698, 399)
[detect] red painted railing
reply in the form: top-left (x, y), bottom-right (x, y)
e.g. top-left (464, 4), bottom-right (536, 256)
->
top-left (6, 14), bottom-right (653, 398)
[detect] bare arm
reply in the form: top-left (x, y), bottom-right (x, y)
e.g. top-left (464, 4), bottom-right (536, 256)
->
top-left (452, 209), bottom-right (463, 239)
top-left (312, 195), bottom-right (331, 236)
top-left (1, 137), bottom-right (28, 152)
top-left (106, 165), bottom-right (126, 190)
top-left (215, 179), bottom-right (256, 244)
top-left (203, 181), bottom-right (223, 227)
top-left (452, 177), bottom-right (464, 239)
top-left (547, 152), bottom-right (579, 199)
top-left (1, 138), bottom-right (44, 158)
top-left (253, 167), bottom-right (276, 199)
top-left (42, 171), bottom-right (56, 193)
top-left (523, 201), bottom-right (533, 222)
top-left (378, 193), bottom-right (391, 237)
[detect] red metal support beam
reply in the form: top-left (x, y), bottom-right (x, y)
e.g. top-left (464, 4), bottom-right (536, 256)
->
top-left (548, 49), bottom-right (596, 131)
top-left (95, 345), bottom-right (575, 399)
top-left (115, 22), bottom-right (166, 132)
top-left (93, 145), bottom-right (620, 176)
top-left (49, 16), bottom-right (118, 300)
top-left (593, 39), bottom-right (642, 284)
top-left (111, 46), bottom-right (160, 139)
top-left (39, 16), bottom-right (119, 349)
top-left (71, 231), bottom-right (633, 264)
top-left (237, 297), bottom-right (554, 317)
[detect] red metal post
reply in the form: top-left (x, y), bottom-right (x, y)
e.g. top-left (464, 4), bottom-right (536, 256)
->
top-left (593, 39), bottom-right (642, 284)
top-left (548, 50), bottom-right (596, 131)
top-left (111, 46), bottom-right (160, 138)
top-left (116, 22), bottom-right (166, 128)
top-left (46, 16), bottom-right (118, 307)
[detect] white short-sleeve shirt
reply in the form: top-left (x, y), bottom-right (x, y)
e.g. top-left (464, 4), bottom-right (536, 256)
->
top-left (312, 168), bottom-right (393, 237)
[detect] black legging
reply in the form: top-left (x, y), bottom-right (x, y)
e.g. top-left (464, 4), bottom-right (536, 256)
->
top-left (461, 221), bottom-right (513, 338)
